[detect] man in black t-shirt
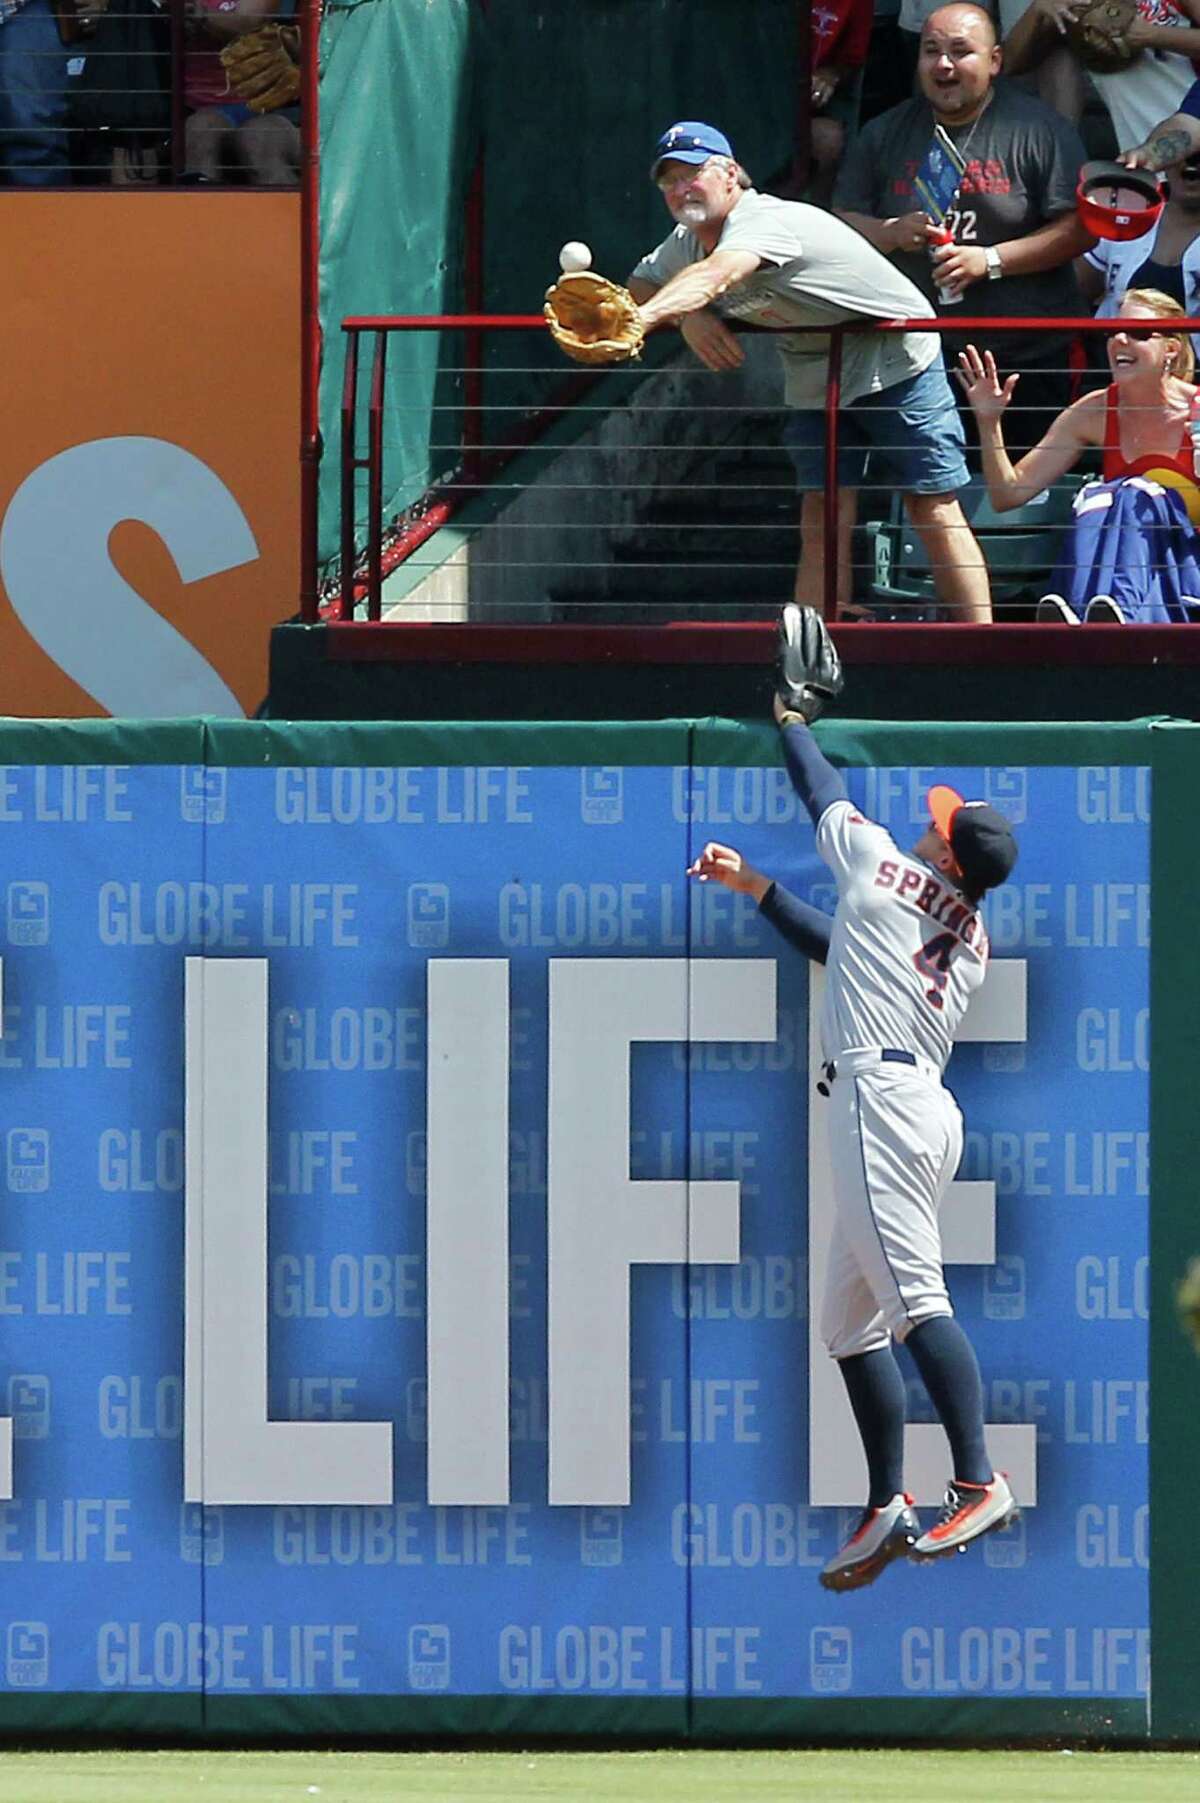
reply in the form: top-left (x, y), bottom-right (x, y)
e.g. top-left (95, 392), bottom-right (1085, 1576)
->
top-left (835, 2), bottom-right (1095, 453)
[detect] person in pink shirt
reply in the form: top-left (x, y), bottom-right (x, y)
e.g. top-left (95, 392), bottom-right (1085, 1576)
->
top-left (183, 0), bottom-right (298, 186)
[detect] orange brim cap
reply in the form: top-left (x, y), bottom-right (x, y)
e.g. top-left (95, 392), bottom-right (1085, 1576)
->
top-left (928, 784), bottom-right (964, 841)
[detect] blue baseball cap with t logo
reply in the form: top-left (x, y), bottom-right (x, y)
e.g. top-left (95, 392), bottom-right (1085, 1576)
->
top-left (651, 121), bottom-right (734, 178)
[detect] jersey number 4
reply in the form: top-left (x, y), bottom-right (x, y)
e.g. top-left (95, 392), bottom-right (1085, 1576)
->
top-left (914, 931), bottom-right (957, 1010)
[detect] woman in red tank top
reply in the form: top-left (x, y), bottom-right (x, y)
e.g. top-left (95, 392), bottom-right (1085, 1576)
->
top-left (960, 287), bottom-right (1200, 523)
top-left (958, 289), bottom-right (1200, 618)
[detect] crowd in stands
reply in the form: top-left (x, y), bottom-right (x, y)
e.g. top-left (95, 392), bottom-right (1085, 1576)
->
top-left (801, 0), bottom-right (1200, 619)
top-left (0, 0), bottom-right (299, 185)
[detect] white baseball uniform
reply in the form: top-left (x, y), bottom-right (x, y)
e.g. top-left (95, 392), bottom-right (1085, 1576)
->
top-left (814, 797), bottom-right (989, 1360)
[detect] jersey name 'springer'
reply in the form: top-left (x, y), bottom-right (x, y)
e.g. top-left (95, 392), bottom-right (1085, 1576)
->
top-left (815, 798), bottom-right (988, 1070)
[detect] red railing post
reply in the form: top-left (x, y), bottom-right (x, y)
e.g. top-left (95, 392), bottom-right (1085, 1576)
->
top-left (367, 331), bottom-right (388, 621)
top-left (823, 325), bottom-right (843, 623)
top-left (339, 331), bottom-right (361, 621)
top-left (299, 0), bottom-right (323, 623)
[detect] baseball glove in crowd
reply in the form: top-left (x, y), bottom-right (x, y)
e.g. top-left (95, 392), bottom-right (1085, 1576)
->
top-left (544, 272), bottom-right (645, 365)
top-left (1063, 0), bottom-right (1139, 73)
top-left (221, 23), bottom-right (301, 114)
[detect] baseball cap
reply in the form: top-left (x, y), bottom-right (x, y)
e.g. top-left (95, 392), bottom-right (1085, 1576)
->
top-left (651, 121), bottom-right (734, 178)
top-left (927, 785), bottom-right (1018, 895)
top-left (1076, 160), bottom-right (1164, 242)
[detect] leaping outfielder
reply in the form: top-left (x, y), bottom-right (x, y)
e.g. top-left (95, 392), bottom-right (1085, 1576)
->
top-left (688, 607), bottom-right (1020, 1591)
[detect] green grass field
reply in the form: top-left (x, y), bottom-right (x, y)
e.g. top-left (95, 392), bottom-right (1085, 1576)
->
top-left (0, 1749), bottom-right (1198, 1803)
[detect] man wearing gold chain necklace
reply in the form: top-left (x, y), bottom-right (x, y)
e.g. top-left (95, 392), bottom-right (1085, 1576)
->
top-left (836, 2), bottom-right (1096, 454)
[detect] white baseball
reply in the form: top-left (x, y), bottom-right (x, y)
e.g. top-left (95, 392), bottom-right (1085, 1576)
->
top-left (559, 241), bottom-right (593, 273)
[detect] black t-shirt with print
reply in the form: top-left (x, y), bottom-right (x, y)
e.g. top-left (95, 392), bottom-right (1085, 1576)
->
top-left (835, 78), bottom-right (1085, 360)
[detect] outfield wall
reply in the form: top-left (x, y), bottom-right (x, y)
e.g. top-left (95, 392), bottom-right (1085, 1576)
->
top-left (0, 718), bottom-right (1192, 1742)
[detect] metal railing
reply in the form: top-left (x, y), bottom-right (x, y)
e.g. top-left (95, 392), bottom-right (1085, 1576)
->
top-left (329, 312), bottom-right (1200, 628)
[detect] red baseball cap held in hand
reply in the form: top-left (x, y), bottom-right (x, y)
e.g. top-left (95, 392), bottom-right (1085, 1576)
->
top-left (1076, 161), bottom-right (1164, 241)
top-left (928, 786), bottom-right (1019, 894)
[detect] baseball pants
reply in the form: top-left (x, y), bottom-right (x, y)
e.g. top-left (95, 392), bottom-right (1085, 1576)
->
top-left (819, 1060), bottom-right (964, 1360)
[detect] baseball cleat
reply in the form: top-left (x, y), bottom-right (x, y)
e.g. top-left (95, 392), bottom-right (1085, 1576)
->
top-left (819, 1493), bottom-right (919, 1592)
top-left (909, 1472), bottom-right (1017, 1561)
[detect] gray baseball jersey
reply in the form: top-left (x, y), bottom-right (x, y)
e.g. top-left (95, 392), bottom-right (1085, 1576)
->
top-left (816, 798), bottom-right (989, 1070)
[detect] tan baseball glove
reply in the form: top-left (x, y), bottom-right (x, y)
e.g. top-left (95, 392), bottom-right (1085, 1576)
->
top-left (1063, 0), bottom-right (1140, 73)
top-left (544, 272), bottom-right (645, 365)
top-left (221, 23), bottom-right (301, 114)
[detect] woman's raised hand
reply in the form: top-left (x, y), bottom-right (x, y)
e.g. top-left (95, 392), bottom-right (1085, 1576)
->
top-left (956, 343), bottom-right (1020, 419)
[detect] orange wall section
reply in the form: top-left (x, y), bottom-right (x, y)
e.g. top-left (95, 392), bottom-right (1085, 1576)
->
top-left (0, 191), bottom-right (300, 718)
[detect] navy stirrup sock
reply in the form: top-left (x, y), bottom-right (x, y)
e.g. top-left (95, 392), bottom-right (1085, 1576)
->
top-left (837, 1347), bottom-right (907, 1507)
top-left (905, 1315), bottom-right (992, 1487)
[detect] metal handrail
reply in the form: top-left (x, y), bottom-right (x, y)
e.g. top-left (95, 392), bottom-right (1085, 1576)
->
top-left (332, 310), bottom-right (1200, 626)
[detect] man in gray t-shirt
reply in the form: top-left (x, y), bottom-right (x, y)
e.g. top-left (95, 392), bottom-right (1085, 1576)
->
top-left (629, 120), bottom-right (991, 621)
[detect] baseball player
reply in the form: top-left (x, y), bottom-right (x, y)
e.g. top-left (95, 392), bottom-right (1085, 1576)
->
top-left (687, 606), bottom-right (1020, 1591)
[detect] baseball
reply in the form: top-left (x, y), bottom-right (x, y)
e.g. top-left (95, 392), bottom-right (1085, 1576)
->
top-left (559, 240), bottom-right (593, 273)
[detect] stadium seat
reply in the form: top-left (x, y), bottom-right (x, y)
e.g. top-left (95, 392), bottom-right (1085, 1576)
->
top-left (860, 476), bottom-right (1085, 621)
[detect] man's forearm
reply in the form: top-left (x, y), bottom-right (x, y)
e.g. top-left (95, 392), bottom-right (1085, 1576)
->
top-left (1132, 113), bottom-right (1200, 168)
top-left (637, 262), bottom-right (742, 329)
top-left (1000, 4), bottom-right (1052, 74)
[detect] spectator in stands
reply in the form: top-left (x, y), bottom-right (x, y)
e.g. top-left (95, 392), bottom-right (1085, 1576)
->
top-left (862, 0), bottom-right (915, 121)
top-left (0, 0), bottom-right (69, 184)
top-left (1004, 0), bottom-right (1200, 155)
top-left (1079, 151), bottom-right (1200, 337)
top-left (898, 0), bottom-right (1082, 110)
top-left (628, 121), bottom-right (993, 621)
top-left (808, 0), bottom-right (872, 206)
top-left (834, 2), bottom-right (1096, 454)
top-left (959, 288), bottom-right (1200, 618)
top-left (998, 0), bottom-right (1088, 127)
top-left (183, 0), bottom-right (298, 186)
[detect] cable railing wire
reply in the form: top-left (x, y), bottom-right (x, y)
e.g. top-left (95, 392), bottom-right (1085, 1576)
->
top-left (331, 312), bottom-right (1200, 624)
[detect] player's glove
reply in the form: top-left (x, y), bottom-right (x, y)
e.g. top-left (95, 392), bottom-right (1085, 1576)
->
top-left (774, 603), bottom-right (844, 724)
top-left (544, 272), bottom-right (645, 366)
top-left (220, 23), bottom-right (301, 114)
top-left (1062, 0), bottom-right (1139, 72)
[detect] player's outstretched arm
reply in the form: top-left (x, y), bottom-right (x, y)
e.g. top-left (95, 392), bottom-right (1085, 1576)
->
top-left (687, 841), bottom-right (832, 964)
top-left (773, 702), bottom-right (848, 829)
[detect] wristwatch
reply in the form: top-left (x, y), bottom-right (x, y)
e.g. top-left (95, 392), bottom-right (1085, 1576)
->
top-left (984, 245), bottom-right (1004, 281)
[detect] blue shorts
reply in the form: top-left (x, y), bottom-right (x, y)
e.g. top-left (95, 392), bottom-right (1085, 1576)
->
top-left (204, 102), bottom-right (302, 128)
top-left (783, 356), bottom-right (969, 494)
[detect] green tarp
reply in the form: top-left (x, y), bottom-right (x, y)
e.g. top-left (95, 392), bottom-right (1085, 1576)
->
top-left (317, 0), bottom-right (799, 570)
